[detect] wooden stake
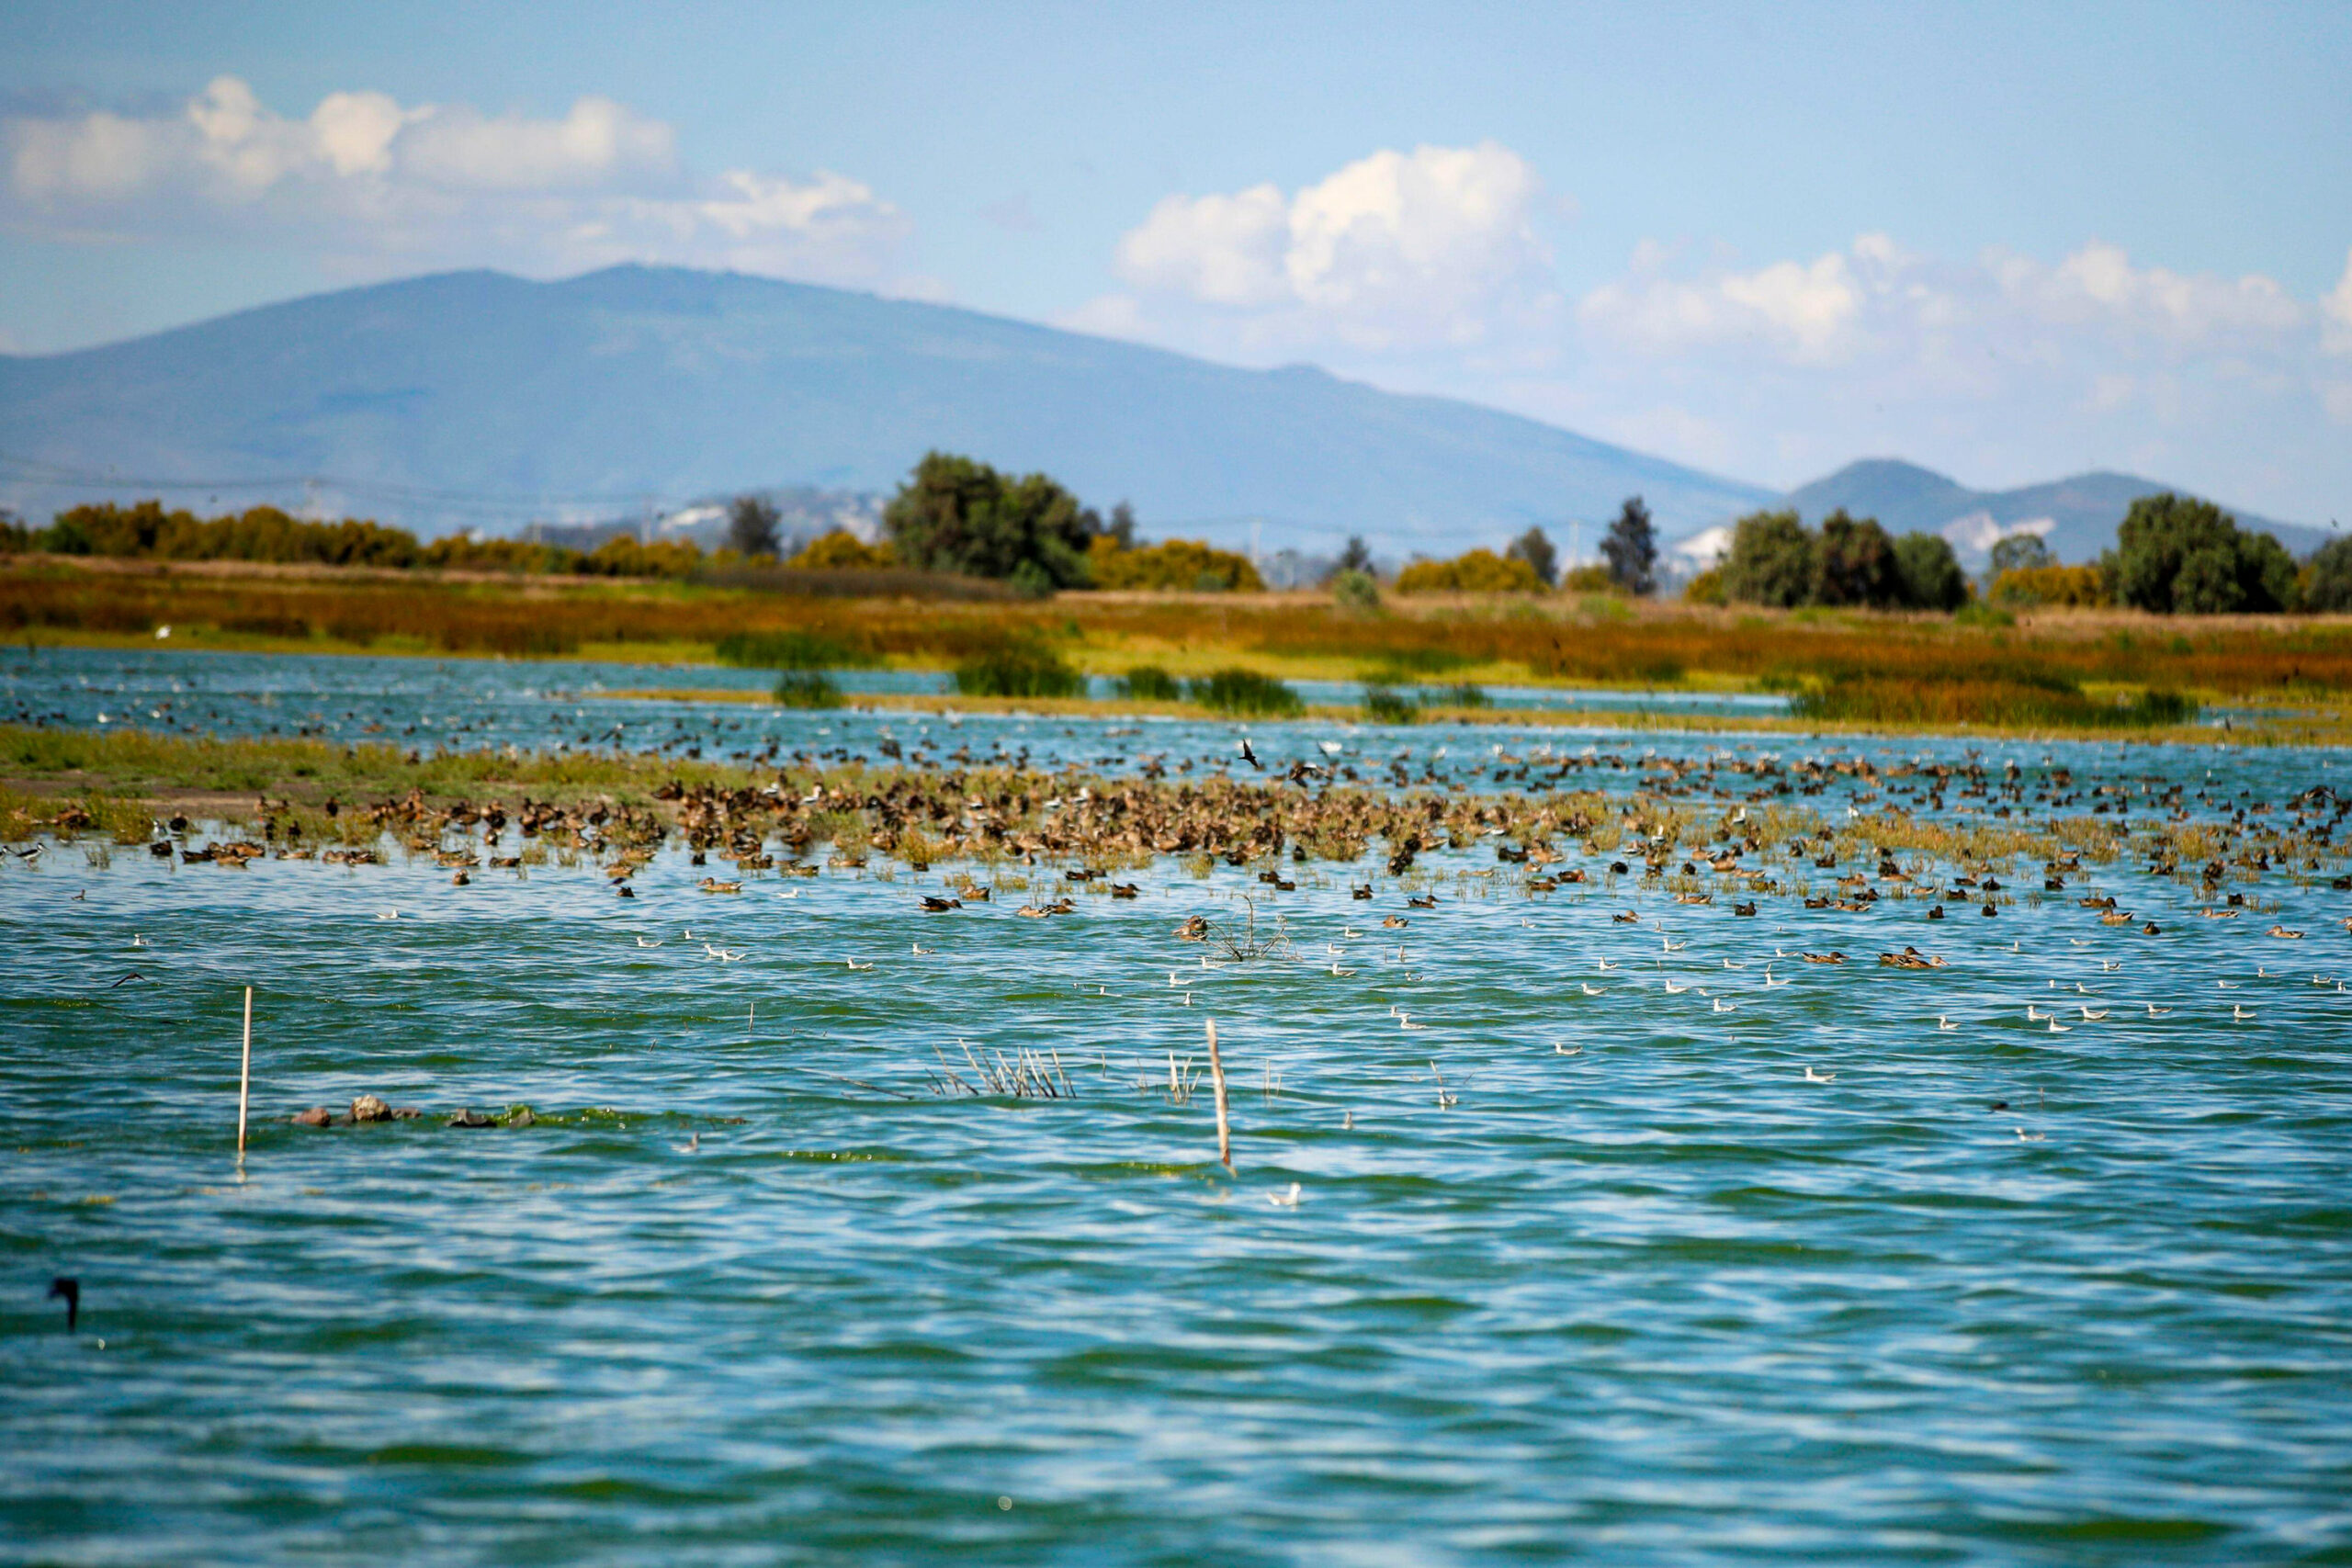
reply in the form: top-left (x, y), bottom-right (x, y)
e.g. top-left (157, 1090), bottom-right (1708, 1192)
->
top-left (236, 986), bottom-right (253, 1159)
top-left (1205, 1018), bottom-right (1232, 1174)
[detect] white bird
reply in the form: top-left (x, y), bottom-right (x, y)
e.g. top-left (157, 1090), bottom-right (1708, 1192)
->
top-left (376, 909), bottom-right (399, 920)
top-left (673, 1133), bottom-right (700, 1154)
top-left (1329, 963), bottom-right (1355, 976)
top-left (1266, 1182), bottom-right (1303, 1207)
top-left (2100, 961), bottom-right (2123, 973)
top-left (1663, 938), bottom-right (1688, 953)
top-left (846, 958), bottom-right (873, 971)
top-left (1664, 979), bottom-right (1690, 995)
top-left (1937, 1015), bottom-right (1959, 1031)
top-left (2217, 980), bottom-right (2239, 990)
top-left (635, 936), bottom-right (662, 947)
top-left (1580, 982), bottom-right (1606, 996)
top-left (1169, 971), bottom-right (1185, 987)
top-left (1399, 1014), bottom-right (1426, 1031)
top-left (911, 942), bottom-right (933, 955)
top-left (2046, 1019), bottom-right (2070, 1032)
top-left (1554, 1043), bottom-right (1581, 1055)
top-left (1763, 970), bottom-right (1791, 988)
top-left (2027, 1005), bottom-right (2053, 1021)
top-left (775, 889), bottom-right (798, 900)
top-left (1597, 959), bottom-right (1621, 974)
top-left (1722, 958), bottom-right (1748, 970)
top-left (2078, 1006), bottom-right (2109, 1021)
top-left (1712, 997), bottom-right (1738, 1012)
top-left (2014, 1126), bottom-right (2045, 1142)
top-left (129, 934), bottom-right (145, 949)
top-left (2233, 1004), bottom-right (2256, 1021)
top-left (1803, 1065), bottom-right (1837, 1083)
top-left (2145, 1003), bottom-right (2173, 1017)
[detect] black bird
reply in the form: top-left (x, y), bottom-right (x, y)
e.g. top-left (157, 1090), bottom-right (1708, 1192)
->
top-left (107, 971), bottom-right (144, 988)
top-left (1237, 738), bottom-right (1261, 770)
top-left (48, 1277), bottom-right (77, 1333)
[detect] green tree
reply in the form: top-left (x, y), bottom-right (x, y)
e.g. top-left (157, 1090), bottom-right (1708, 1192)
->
top-left (2103, 492), bottom-right (2295, 614)
top-left (1506, 525), bottom-right (1560, 588)
top-left (1336, 535), bottom-right (1375, 576)
top-left (1719, 510), bottom-right (1817, 608)
top-left (1814, 509), bottom-right (1900, 607)
top-left (881, 451), bottom-right (1102, 590)
top-left (727, 495), bottom-right (782, 558)
top-left (1600, 495), bottom-right (1657, 596)
top-left (1892, 532), bottom-right (1968, 611)
top-left (2302, 534), bottom-right (2352, 613)
top-left (1989, 533), bottom-right (2053, 576)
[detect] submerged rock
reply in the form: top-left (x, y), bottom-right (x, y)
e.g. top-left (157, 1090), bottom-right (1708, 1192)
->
top-left (290, 1106), bottom-right (333, 1127)
top-left (447, 1108), bottom-right (495, 1128)
top-left (350, 1094), bottom-right (392, 1122)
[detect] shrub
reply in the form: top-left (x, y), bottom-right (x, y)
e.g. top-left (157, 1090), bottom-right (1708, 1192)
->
top-left (1393, 547), bottom-right (1544, 594)
top-left (1187, 668), bottom-right (1303, 716)
top-left (1562, 563), bottom-right (1616, 592)
top-left (953, 638), bottom-right (1084, 697)
top-left (1118, 665), bottom-right (1183, 701)
top-left (787, 529), bottom-right (894, 570)
top-left (774, 671), bottom-right (844, 708)
top-left (714, 629), bottom-right (874, 669)
top-left (1423, 681), bottom-right (1489, 709)
top-left (1682, 567), bottom-right (1727, 605)
top-left (1089, 536), bottom-right (1264, 592)
top-left (1331, 569), bottom-right (1381, 612)
top-left (1992, 564), bottom-right (2109, 607)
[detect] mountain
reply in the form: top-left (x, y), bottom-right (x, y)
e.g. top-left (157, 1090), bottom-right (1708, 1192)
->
top-left (0, 265), bottom-right (1772, 555)
top-left (1782, 458), bottom-right (2331, 568)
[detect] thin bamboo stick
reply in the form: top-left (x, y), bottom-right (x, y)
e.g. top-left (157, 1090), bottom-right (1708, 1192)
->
top-left (236, 986), bottom-right (253, 1160)
top-left (1205, 1018), bottom-right (1232, 1174)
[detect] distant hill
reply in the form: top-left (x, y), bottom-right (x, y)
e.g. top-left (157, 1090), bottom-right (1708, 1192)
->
top-left (1781, 458), bottom-right (2330, 567)
top-left (0, 265), bottom-right (1772, 554)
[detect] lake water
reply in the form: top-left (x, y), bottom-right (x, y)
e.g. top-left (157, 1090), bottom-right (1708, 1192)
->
top-left (5, 648), bottom-right (2351, 1565)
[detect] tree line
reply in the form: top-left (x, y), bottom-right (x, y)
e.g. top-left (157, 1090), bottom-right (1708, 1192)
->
top-left (1698, 492), bottom-right (2352, 615)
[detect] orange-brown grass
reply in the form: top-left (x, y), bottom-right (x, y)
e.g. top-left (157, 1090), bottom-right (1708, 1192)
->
top-left (9, 558), bottom-right (2352, 705)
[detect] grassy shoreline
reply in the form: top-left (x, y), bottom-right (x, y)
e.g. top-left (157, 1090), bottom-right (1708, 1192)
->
top-left (9, 555), bottom-right (2352, 743)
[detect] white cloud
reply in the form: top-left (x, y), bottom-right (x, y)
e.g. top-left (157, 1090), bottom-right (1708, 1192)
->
top-left (1559, 234), bottom-right (2349, 517)
top-left (2324, 247), bottom-right (2352, 355)
top-left (1579, 243), bottom-right (1872, 364)
top-left (1107, 141), bottom-right (1555, 351)
top-left (1999, 240), bottom-right (2304, 344)
top-left (2, 76), bottom-right (906, 286)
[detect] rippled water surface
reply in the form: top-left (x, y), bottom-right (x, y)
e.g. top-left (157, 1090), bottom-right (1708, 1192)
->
top-left (5, 649), bottom-right (2351, 1564)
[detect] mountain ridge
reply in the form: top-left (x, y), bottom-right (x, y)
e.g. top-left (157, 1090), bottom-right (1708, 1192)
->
top-left (0, 264), bottom-right (1774, 551)
top-left (1782, 457), bottom-right (2330, 566)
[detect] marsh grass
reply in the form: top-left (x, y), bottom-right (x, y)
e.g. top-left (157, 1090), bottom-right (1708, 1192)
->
top-left (773, 671), bottom-right (845, 708)
top-left (718, 629), bottom-right (876, 670)
top-left (11, 561), bottom-right (2352, 739)
top-left (954, 639), bottom-right (1084, 698)
top-left (1118, 665), bottom-right (1184, 701)
top-left (1188, 668), bottom-right (1303, 716)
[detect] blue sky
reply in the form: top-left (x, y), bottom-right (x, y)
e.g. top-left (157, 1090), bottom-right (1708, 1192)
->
top-left (6, 0), bottom-right (2349, 519)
